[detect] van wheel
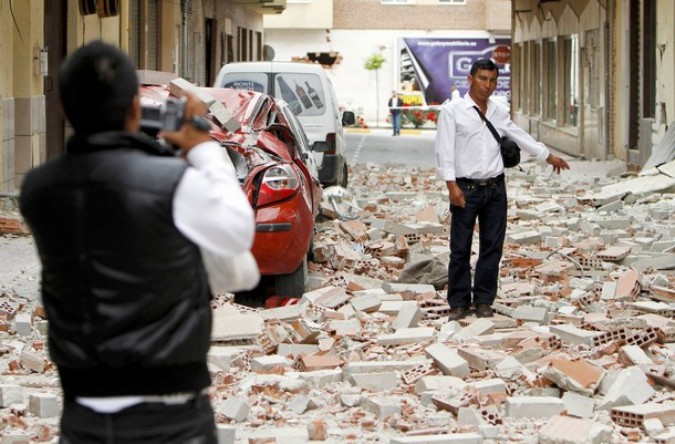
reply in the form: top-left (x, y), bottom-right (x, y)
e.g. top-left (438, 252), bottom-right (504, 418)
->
top-left (339, 162), bottom-right (349, 188)
top-left (274, 255), bottom-right (308, 297)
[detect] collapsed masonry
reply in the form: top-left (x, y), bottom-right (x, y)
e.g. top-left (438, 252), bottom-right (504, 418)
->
top-left (1, 158), bottom-right (674, 443)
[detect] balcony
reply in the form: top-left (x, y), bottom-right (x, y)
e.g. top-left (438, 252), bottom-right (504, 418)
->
top-left (233, 0), bottom-right (287, 15)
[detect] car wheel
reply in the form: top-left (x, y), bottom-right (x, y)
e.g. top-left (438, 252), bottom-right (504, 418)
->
top-left (339, 162), bottom-right (349, 188)
top-left (274, 254), bottom-right (308, 297)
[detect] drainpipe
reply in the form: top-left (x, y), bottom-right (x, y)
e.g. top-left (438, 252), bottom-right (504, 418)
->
top-left (181, 0), bottom-right (190, 79)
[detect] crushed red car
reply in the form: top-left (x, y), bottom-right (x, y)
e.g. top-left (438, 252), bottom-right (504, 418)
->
top-left (139, 83), bottom-right (322, 300)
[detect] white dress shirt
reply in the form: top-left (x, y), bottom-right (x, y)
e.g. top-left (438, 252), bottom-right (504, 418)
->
top-left (173, 141), bottom-right (255, 256)
top-left (435, 94), bottom-right (550, 182)
top-left (78, 140), bottom-right (256, 414)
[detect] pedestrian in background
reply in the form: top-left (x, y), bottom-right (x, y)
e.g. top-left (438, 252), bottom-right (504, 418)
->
top-left (19, 40), bottom-right (257, 443)
top-left (434, 59), bottom-right (570, 321)
top-left (388, 90), bottom-right (404, 136)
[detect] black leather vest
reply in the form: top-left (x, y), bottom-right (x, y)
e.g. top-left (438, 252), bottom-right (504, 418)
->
top-left (19, 132), bottom-right (212, 396)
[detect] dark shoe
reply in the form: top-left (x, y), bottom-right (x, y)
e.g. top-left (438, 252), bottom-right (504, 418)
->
top-left (475, 304), bottom-right (494, 318)
top-left (447, 306), bottom-right (471, 321)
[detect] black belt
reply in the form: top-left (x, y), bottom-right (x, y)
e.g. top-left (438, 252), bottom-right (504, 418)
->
top-left (456, 174), bottom-right (504, 186)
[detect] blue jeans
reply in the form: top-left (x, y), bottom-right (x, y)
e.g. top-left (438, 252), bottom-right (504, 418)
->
top-left (447, 176), bottom-right (507, 308)
top-left (391, 111), bottom-right (401, 135)
top-left (60, 394), bottom-right (217, 444)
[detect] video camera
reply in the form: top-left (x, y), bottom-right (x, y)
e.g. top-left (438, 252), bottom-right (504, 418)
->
top-left (140, 97), bottom-right (187, 137)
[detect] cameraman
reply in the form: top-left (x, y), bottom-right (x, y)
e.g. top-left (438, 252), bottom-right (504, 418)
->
top-left (19, 40), bottom-right (255, 443)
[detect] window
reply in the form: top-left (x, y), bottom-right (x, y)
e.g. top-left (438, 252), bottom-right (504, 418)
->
top-left (220, 73), bottom-right (269, 94)
top-left (517, 43), bottom-right (528, 112)
top-left (273, 73), bottom-right (327, 117)
top-left (643, 0), bottom-right (656, 118)
top-left (288, 0), bottom-right (312, 3)
top-left (532, 42), bottom-right (541, 116)
top-left (544, 39), bottom-right (557, 122)
top-left (562, 35), bottom-right (579, 126)
top-left (438, 0), bottom-right (466, 4)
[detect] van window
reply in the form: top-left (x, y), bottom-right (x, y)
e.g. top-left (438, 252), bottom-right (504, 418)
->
top-left (274, 73), bottom-right (326, 117)
top-left (221, 73), bottom-right (268, 93)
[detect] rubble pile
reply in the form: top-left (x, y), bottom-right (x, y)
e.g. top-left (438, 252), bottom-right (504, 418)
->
top-left (1, 159), bottom-right (674, 443)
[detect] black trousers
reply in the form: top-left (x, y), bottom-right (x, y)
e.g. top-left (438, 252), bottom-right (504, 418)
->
top-left (447, 176), bottom-right (507, 309)
top-left (59, 394), bottom-right (217, 444)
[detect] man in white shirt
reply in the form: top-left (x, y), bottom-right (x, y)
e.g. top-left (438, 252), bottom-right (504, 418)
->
top-left (435, 59), bottom-right (569, 321)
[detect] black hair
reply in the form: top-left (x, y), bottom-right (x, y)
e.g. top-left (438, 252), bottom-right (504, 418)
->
top-left (58, 40), bottom-right (139, 135)
top-left (469, 59), bottom-right (499, 77)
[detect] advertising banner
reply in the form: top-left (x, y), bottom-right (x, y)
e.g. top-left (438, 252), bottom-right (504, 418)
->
top-left (399, 37), bottom-right (511, 105)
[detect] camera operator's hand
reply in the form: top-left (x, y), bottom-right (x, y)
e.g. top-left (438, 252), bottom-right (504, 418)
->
top-left (159, 92), bottom-right (213, 156)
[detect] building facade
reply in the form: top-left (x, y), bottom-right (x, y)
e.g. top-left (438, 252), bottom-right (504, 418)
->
top-left (511, 0), bottom-right (674, 166)
top-left (0, 0), bottom-right (283, 193)
top-left (263, 0), bottom-right (512, 125)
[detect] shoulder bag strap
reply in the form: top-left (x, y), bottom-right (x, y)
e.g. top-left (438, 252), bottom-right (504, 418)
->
top-left (472, 106), bottom-right (501, 144)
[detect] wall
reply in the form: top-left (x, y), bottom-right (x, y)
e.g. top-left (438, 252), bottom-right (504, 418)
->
top-left (512, 0), bottom-right (608, 160)
top-left (0, 0), bottom-right (45, 192)
top-left (264, 0), bottom-right (510, 125)
top-left (264, 0), bottom-right (332, 29)
top-left (655, 0), bottom-right (675, 149)
top-left (333, 0), bottom-right (510, 31)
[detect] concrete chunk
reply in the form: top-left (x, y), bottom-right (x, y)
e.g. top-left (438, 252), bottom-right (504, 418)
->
top-left (250, 355), bottom-right (292, 371)
top-left (14, 313), bottom-right (32, 336)
top-left (562, 391), bottom-right (595, 419)
top-left (453, 318), bottom-right (495, 341)
top-left (343, 361), bottom-right (419, 380)
top-left (539, 415), bottom-right (612, 444)
top-left (390, 433), bottom-right (483, 443)
top-left (392, 301), bottom-right (422, 330)
top-left (425, 343), bottom-right (470, 378)
top-left (217, 396), bottom-right (250, 422)
top-left (505, 396), bottom-right (565, 418)
top-left (350, 371), bottom-right (398, 392)
top-left (207, 347), bottom-right (246, 372)
top-left (377, 327), bottom-right (435, 345)
top-left (414, 375), bottom-right (467, 395)
top-left (28, 393), bottom-right (59, 417)
top-left (599, 366), bottom-right (655, 410)
top-left (457, 347), bottom-right (508, 372)
top-left (467, 378), bottom-right (507, 396)
top-left (0, 384), bottom-right (23, 407)
top-left (361, 396), bottom-right (400, 419)
top-left (350, 293), bottom-right (382, 312)
top-left (211, 305), bottom-right (263, 341)
top-left (298, 368), bottom-right (343, 389)
top-left (216, 425), bottom-right (236, 444)
top-left (549, 324), bottom-right (601, 346)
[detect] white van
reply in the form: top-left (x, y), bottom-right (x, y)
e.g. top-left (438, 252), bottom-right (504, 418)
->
top-left (214, 62), bottom-right (354, 187)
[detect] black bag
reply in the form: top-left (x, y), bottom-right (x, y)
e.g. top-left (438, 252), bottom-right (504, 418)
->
top-left (499, 137), bottom-right (521, 168)
top-left (472, 106), bottom-right (521, 168)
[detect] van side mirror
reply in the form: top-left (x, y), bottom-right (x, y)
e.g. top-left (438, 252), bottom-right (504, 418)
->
top-left (312, 141), bottom-right (331, 153)
top-left (342, 111), bottom-right (356, 126)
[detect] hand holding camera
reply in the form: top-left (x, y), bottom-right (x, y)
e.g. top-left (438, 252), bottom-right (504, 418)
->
top-left (141, 92), bottom-right (212, 155)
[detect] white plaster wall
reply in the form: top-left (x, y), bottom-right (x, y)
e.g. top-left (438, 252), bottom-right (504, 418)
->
top-left (656, 0), bottom-right (675, 138)
top-left (264, 29), bottom-right (492, 125)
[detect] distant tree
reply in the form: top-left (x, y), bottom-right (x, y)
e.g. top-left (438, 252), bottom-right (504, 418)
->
top-left (364, 53), bottom-right (386, 126)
